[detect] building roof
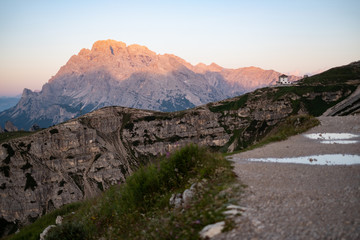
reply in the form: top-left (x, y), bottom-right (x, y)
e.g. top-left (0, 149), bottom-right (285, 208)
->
top-left (279, 74), bottom-right (288, 78)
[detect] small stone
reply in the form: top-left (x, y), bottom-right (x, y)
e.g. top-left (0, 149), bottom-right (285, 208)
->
top-left (226, 204), bottom-right (246, 210)
top-left (223, 209), bottom-right (241, 216)
top-left (170, 193), bottom-right (183, 209)
top-left (183, 188), bottom-right (195, 206)
top-left (39, 225), bottom-right (56, 240)
top-left (199, 221), bottom-right (225, 239)
top-left (55, 216), bottom-right (63, 225)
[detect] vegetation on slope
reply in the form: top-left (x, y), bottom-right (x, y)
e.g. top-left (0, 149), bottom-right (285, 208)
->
top-left (5, 145), bottom-right (238, 240)
top-left (2, 203), bottom-right (82, 240)
top-left (299, 61), bottom-right (360, 85)
top-left (0, 131), bottom-right (36, 144)
top-left (3, 112), bottom-right (321, 240)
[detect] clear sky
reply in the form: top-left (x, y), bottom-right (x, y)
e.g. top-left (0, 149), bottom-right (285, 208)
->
top-left (0, 0), bottom-right (359, 96)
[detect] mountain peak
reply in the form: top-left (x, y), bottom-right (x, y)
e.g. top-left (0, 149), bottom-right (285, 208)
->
top-left (127, 44), bottom-right (154, 55)
top-left (209, 62), bottom-right (223, 71)
top-left (91, 39), bottom-right (127, 53)
top-left (91, 40), bottom-right (155, 56)
top-left (0, 39), bottom-right (302, 130)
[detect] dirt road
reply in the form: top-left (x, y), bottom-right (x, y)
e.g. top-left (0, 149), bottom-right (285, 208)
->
top-left (215, 116), bottom-right (360, 239)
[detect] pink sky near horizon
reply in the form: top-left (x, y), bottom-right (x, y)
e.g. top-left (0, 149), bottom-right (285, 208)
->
top-left (0, 0), bottom-right (359, 97)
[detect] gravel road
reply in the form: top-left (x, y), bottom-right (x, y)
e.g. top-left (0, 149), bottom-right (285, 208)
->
top-left (214, 116), bottom-right (360, 240)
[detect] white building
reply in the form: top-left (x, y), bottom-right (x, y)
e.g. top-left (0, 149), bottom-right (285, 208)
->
top-left (277, 74), bottom-right (291, 85)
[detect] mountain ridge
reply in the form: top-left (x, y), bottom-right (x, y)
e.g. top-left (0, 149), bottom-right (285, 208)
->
top-left (0, 39), bottom-right (300, 130)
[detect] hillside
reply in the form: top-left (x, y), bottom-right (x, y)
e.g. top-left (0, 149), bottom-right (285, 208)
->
top-left (0, 40), bottom-right (299, 130)
top-left (1, 60), bottom-right (359, 237)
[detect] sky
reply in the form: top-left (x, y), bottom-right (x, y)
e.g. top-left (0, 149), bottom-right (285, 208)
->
top-left (0, 0), bottom-right (359, 96)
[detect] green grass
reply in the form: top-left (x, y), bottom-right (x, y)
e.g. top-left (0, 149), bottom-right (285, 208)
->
top-left (3, 202), bottom-right (83, 240)
top-left (225, 114), bottom-right (320, 156)
top-left (0, 131), bottom-right (36, 144)
top-left (209, 94), bottom-right (249, 112)
top-left (75, 144), bottom-right (237, 239)
top-left (269, 84), bottom-right (356, 116)
top-left (300, 62), bottom-right (360, 85)
top-left (5, 145), bottom-right (238, 240)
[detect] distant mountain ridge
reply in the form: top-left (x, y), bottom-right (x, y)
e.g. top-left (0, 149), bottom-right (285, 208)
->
top-left (0, 39), bottom-right (300, 130)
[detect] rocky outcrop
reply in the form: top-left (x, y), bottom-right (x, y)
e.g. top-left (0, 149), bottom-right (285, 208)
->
top-left (0, 78), bottom-right (356, 236)
top-left (4, 121), bottom-right (18, 132)
top-left (322, 85), bottom-right (360, 116)
top-left (0, 40), bottom-right (300, 130)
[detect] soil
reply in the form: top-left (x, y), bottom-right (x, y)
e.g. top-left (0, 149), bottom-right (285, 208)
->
top-left (214, 116), bottom-right (360, 240)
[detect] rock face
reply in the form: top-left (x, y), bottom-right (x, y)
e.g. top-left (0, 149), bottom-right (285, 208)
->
top-left (0, 78), bottom-right (355, 236)
top-left (322, 85), bottom-right (360, 116)
top-left (4, 121), bottom-right (18, 132)
top-left (0, 40), bottom-right (300, 130)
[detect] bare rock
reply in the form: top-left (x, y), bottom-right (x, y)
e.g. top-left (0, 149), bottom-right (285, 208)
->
top-left (169, 193), bottom-right (183, 209)
top-left (4, 121), bottom-right (17, 132)
top-left (199, 221), bottom-right (225, 239)
top-left (55, 216), bottom-right (63, 225)
top-left (39, 225), bottom-right (56, 240)
top-left (182, 188), bottom-right (195, 207)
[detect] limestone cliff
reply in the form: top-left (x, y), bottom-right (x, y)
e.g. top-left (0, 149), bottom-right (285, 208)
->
top-left (0, 40), bottom-right (300, 130)
top-left (0, 73), bottom-right (356, 235)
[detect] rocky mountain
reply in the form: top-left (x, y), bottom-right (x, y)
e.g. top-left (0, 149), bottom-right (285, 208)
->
top-left (1, 61), bottom-right (359, 236)
top-left (0, 40), bottom-right (299, 130)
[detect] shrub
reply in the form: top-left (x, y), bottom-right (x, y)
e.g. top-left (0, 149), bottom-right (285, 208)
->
top-left (45, 222), bottom-right (88, 240)
top-left (49, 129), bottom-right (59, 135)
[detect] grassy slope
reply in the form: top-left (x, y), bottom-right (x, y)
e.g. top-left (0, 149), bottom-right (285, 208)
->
top-left (300, 61), bottom-right (360, 85)
top-left (5, 145), bottom-right (239, 240)
top-left (0, 131), bottom-right (37, 144)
